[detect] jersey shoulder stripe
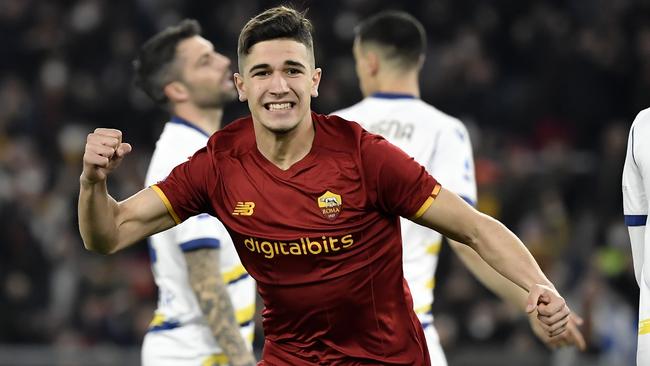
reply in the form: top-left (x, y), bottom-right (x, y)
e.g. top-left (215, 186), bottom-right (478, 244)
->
top-left (151, 184), bottom-right (181, 224)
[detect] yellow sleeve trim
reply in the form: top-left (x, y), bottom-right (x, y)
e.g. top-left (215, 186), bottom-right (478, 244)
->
top-left (202, 354), bottom-right (228, 365)
top-left (425, 241), bottom-right (442, 255)
top-left (235, 303), bottom-right (256, 324)
top-left (222, 264), bottom-right (249, 284)
top-left (414, 303), bottom-right (432, 315)
top-left (640, 318), bottom-right (650, 335)
top-left (410, 183), bottom-right (442, 220)
top-left (151, 185), bottom-right (181, 225)
top-left (148, 312), bottom-right (166, 327)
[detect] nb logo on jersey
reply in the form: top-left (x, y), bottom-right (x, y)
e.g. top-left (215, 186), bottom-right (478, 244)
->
top-left (232, 202), bottom-right (255, 216)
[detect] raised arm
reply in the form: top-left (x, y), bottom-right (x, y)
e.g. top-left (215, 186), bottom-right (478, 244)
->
top-left (78, 128), bottom-right (176, 254)
top-left (414, 187), bottom-right (570, 337)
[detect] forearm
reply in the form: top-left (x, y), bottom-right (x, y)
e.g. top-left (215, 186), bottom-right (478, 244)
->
top-left (79, 180), bottom-right (175, 254)
top-left (78, 179), bottom-right (121, 254)
top-left (417, 188), bottom-right (569, 336)
top-left (449, 239), bottom-right (528, 310)
top-left (469, 214), bottom-right (553, 292)
top-left (186, 250), bottom-right (255, 366)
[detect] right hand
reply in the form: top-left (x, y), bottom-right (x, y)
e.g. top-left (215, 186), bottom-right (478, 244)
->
top-left (81, 128), bottom-right (132, 185)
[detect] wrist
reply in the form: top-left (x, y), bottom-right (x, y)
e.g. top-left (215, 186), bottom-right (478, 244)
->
top-left (526, 279), bottom-right (555, 293)
top-left (79, 174), bottom-right (101, 188)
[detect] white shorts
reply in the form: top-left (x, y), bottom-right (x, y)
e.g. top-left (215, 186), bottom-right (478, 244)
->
top-left (142, 323), bottom-right (227, 366)
top-left (423, 324), bottom-right (448, 366)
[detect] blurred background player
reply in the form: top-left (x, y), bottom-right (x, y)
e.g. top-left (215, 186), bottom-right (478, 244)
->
top-left (623, 107), bottom-right (650, 365)
top-left (333, 11), bottom-right (585, 364)
top-left (133, 20), bottom-right (256, 366)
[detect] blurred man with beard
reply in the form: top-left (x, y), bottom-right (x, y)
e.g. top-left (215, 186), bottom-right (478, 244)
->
top-left (133, 19), bottom-right (256, 366)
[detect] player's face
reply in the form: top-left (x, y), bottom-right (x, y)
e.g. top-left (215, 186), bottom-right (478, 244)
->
top-left (176, 36), bottom-right (236, 108)
top-left (234, 39), bottom-right (321, 135)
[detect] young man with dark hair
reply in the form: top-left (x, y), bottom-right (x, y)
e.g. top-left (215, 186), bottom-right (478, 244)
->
top-left (133, 19), bottom-right (256, 366)
top-left (333, 11), bottom-right (585, 364)
top-left (79, 6), bottom-right (572, 365)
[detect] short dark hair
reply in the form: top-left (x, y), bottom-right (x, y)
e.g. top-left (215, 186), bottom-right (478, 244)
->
top-left (355, 11), bottom-right (426, 68)
top-left (133, 19), bottom-right (201, 106)
top-left (237, 6), bottom-right (314, 69)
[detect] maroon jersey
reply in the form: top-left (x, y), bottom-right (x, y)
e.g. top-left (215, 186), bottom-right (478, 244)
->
top-left (154, 112), bottom-right (440, 365)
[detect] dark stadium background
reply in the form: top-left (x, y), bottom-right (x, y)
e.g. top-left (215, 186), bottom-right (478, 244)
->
top-left (0, 0), bottom-right (645, 365)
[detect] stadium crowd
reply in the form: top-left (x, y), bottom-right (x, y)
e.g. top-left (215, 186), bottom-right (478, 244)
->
top-left (1, 0), bottom-right (647, 364)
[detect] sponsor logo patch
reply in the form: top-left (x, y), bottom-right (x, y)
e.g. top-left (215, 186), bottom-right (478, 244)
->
top-left (232, 201), bottom-right (255, 216)
top-left (317, 191), bottom-right (342, 220)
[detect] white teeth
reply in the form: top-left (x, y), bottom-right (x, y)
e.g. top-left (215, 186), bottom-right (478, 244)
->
top-left (268, 103), bottom-right (292, 111)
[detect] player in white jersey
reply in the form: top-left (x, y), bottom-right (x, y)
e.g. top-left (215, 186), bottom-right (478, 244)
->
top-left (623, 107), bottom-right (650, 365)
top-left (335, 87), bottom-right (476, 366)
top-left (132, 20), bottom-right (256, 366)
top-left (333, 11), bottom-right (586, 364)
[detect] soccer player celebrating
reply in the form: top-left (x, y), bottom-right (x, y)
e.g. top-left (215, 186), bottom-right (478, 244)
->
top-left (333, 11), bottom-right (585, 364)
top-left (623, 107), bottom-right (650, 365)
top-left (134, 20), bottom-right (256, 366)
top-left (79, 6), bottom-right (571, 365)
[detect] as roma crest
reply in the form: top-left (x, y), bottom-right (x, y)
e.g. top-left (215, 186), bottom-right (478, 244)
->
top-left (317, 191), bottom-right (342, 220)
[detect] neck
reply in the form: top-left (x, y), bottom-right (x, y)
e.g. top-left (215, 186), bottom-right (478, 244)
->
top-left (173, 104), bottom-right (223, 135)
top-left (371, 70), bottom-right (420, 98)
top-left (254, 116), bottom-right (315, 171)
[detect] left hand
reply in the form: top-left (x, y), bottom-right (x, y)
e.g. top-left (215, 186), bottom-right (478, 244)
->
top-left (529, 310), bottom-right (586, 351)
top-left (526, 284), bottom-right (571, 337)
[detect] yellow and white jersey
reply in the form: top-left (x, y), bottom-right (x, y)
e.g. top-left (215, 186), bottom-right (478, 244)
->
top-left (333, 93), bottom-right (476, 362)
top-left (622, 107), bottom-right (650, 365)
top-left (143, 116), bottom-right (256, 365)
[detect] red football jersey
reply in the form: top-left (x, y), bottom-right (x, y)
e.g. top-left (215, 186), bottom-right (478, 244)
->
top-left (154, 112), bottom-right (440, 365)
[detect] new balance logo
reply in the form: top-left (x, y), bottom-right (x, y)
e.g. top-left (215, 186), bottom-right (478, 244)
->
top-left (232, 202), bottom-right (255, 216)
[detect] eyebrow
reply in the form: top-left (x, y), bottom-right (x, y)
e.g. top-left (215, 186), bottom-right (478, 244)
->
top-left (285, 60), bottom-right (307, 69)
top-left (248, 60), bottom-right (307, 74)
top-left (248, 63), bottom-right (270, 74)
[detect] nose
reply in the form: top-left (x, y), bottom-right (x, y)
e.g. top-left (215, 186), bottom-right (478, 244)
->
top-left (215, 52), bottom-right (231, 70)
top-left (269, 72), bottom-right (289, 95)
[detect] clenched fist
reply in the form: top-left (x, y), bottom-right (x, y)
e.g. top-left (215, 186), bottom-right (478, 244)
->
top-left (526, 284), bottom-right (571, 338)
top-left (80, 128), bottom-right (132, 185)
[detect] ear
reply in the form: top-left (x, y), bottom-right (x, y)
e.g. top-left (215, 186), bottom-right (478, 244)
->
top-left (367, 51), bottom-right (380, 76)
top-left (234, 72), bottom-right (247, 102)
top-left (417, 54), bottom-right (425, 71)
top-left (163, 81), bottom-right (188, 103)
top-left (311, 68), bottom-right (322, 98)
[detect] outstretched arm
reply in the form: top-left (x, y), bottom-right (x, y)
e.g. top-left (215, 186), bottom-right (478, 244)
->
top-left (449, 240), bottom-right (585, 350)
top-left (78, 128), bottom-right (176, 254)
top-left (185, 248), bottom-right (256, 366)
top-left (414, 187), bottom-right (570, 337)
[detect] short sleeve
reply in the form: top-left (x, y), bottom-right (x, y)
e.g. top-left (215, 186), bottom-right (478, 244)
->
top-left (153, 146), bottom-right (217, 223)
top-left (622, 110), bottom-right (650, 287)
top-left (623, 113), bottom-right (649, 219)
top-left (427, 123), bottom-right (477, 206)
top-left (361, 132), bottom-right (439, 219)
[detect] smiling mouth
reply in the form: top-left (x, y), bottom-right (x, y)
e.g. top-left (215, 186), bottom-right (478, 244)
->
top-left (264, 102), bottom-right (295, 111)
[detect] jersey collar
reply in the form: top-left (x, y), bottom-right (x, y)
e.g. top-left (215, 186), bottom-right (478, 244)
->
top-left (370, 92), bottom-right (417, 100)
top-left (170, 115), bottom-right (210, 137)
